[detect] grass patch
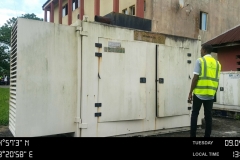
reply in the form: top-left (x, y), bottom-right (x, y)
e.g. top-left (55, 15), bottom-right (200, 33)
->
top-left (0, 88), bottom-right (10, 126)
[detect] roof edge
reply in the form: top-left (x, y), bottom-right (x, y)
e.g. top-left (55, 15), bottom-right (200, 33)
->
top-left (212, 42), bottom-right (240, 48)
top-left (203, 23), bottom-right (240, 45)
top-left (42, 0), bottom-right (51, 10)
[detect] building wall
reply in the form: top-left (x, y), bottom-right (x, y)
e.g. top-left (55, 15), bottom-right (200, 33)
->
top-left (84, 0), bottom-right (95, 22)
top-left (144, 0), bottom-right (153, 20)
top-left (100, 0), bottom-right (113, 16)
top-left (48, 0), bottom-right (240, 44)
top-left (54, 2), bottom-right (59, 24)
top-left (218, 45), bottom-right (240, 72)
top-left (51, 0), bottom-right (140, 24)
top-left (151, 0), bottom-right (240, 44)
top-left (51, 0), bottom-right (101, 25)
top-left (119, 0), bottom-right (135, 14)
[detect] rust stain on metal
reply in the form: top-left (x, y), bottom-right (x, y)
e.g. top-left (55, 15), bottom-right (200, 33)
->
top-left (134, 31), bottom-right (166, 44)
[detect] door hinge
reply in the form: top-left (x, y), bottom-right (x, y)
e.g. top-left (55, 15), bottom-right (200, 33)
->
top-left (95, 52), bottom-right (102, 57)
top-left (75, 118), bottom-right (88, 129)
top-left (95, 113), bottom-right (102, 117)
top-left (95, 103), bottom-right (102, 107)
top-left (95, 43), bottom-right (102, 48)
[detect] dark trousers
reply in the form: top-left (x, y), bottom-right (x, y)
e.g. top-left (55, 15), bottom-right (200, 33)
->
top-left (190, 94), bottom-right (213, 137)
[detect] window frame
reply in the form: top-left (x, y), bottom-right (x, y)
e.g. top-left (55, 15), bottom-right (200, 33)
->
top-left (122, 8), bottom-right (128, 15)
top-left (200, 11), bottom-right (208, 31)
top-left (72, 0), bottom-right (80, 11)
top-left (129, 5), bottom-right (135, 16)
top-left (62, 4), bottom-right (68, 17)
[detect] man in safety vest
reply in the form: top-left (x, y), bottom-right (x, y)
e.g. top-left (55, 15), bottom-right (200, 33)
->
top-left (188, 44), bottom-right (221, 137)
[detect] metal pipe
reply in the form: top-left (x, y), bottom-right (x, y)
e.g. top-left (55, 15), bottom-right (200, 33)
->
top-left (94, 15), bottom-right (111, 24)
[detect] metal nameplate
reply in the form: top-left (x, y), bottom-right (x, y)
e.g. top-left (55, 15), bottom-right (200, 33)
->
top-left (134, 31), bottom-right (166, 44)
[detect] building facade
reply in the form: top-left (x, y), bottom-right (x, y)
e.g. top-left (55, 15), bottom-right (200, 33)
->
top-left (204, 24), bottom-right (240, 112)
top-left (42, 0), bottom-right (240, 44)
top-left (205, 24), bottom-right (240, 72)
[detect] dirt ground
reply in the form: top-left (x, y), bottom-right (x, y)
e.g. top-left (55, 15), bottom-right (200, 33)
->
top-left (1, 116), bottom-right (240, 137)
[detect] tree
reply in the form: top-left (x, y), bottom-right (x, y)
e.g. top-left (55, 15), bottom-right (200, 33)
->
top-left (0, 13), bottom-right (43, 76)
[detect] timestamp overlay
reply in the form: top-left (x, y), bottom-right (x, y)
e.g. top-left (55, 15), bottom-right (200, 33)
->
top-left (191, 138), bottom-right (240, 158)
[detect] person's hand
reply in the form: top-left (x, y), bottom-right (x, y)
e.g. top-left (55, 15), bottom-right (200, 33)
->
top-left (188, 93), bottom-right (193, 104)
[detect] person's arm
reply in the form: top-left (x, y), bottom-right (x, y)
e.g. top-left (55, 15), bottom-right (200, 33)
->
top-left (188, 74), bottom-right (199, 103)
top-left (188, 59), bottom-right (201, 104)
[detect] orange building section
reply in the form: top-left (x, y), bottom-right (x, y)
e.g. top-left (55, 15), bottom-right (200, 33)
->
top-left (217, 45), bottom-right (240, 71)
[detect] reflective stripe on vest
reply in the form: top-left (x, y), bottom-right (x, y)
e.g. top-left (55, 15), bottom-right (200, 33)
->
top-left (193, 57), bottom-right (221, 96)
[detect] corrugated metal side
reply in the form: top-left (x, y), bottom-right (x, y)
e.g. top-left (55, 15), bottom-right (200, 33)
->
top-left (205, 24), bottom-right (240, 46)
top-left (103, 12), bottom-right (152, 32)
top-left (9, 21), bottom-right (18, 137)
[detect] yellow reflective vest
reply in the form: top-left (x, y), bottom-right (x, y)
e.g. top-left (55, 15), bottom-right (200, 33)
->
top-left (193, 56), bottom-right (221, 96)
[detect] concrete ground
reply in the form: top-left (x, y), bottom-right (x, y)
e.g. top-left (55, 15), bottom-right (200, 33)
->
top-left (153, 117), bottom-right (240, 137)
top-left (1, 117), bottom-right (240, 137)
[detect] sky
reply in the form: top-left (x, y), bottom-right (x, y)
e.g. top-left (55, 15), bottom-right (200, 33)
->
top-left (0, 0), bottom-right (47, 27)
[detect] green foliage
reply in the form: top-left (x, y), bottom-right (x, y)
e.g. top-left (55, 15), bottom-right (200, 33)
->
top-left (0, 88), bottom-right (10, 125)
top-left (21, 13), bottom-right (43, 21)
top-left (234, 114), bottom-right (240, 120)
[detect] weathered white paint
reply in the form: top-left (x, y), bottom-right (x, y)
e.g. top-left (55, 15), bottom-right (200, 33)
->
top-left (10, 18), bottom-right (203, 137)
top-left (215, 71), bottom-right (240, 110)
top-left (79, 21), bottom-right (203, 137)
top-left (11, 18), bottom-right (78, 137)
top-left (98, 38), bottom-right (147, 122)
top-left (157, 46), bottom-right (189, 117)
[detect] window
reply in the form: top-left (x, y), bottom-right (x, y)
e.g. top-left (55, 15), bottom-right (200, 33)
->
top-left (129, 5), bottom-right (135, 16)
top-left (62, 4), bottom-right (68, 16)
top-left (122, 8), bottom-right (128, 15)
top-left (237, 55), bottom-right (240, 71)
top-left (72, 0), bottom-right (80, 11)
top-left (200, 12), bottom-right (208, 31)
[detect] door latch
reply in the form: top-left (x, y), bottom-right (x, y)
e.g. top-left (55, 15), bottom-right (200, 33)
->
top-left (159, 78), bottom-right (164, 84)
top-left (140, 78), bottom-right (146, 83)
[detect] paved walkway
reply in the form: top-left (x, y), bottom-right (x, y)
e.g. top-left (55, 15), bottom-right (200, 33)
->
top-left (0, 85), bottom-right (9, 88)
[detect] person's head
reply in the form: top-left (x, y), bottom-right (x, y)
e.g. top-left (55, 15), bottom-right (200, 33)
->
top-left (201, 44), bottom-right (213, 57)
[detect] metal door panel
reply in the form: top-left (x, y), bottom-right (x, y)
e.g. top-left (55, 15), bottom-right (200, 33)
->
top-left (98, 38), bottom-right (147, 122)
top-left (157, 45), bottom-right (190, 117)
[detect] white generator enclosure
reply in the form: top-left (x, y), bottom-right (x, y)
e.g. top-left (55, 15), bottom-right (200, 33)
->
top-left (214, 72), bottom-right (240, 112)
top-left (9, 18), bottom-right (204, 137)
